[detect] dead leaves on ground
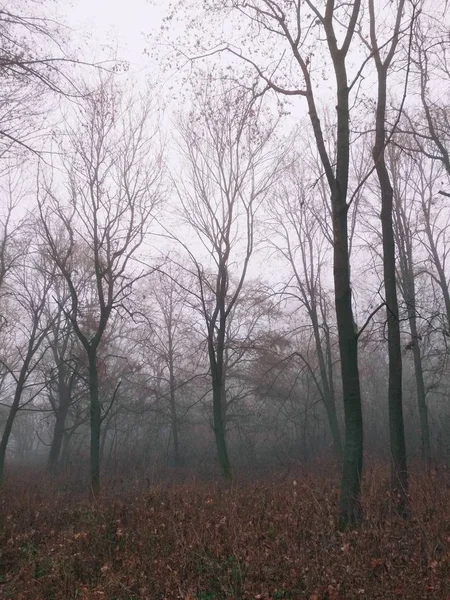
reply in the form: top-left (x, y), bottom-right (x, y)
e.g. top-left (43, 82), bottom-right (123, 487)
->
top-left (1, 465), bottom-right (450, 599)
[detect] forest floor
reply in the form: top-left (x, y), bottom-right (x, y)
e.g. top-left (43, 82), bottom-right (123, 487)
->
top-left (1, 463), bottom-right (450, 599)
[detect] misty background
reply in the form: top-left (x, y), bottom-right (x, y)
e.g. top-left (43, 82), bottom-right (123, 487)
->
top-left (1, 0), bottom-right (450, 493)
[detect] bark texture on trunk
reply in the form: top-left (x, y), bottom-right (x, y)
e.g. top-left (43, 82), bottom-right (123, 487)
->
top-left (332, 61), bottom-right (364, 528)
top-left (301, 17), bottom-right (364, 525)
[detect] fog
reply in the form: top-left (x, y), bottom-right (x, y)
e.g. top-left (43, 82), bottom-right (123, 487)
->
top-left (2, 1), bottom-right (450, 596)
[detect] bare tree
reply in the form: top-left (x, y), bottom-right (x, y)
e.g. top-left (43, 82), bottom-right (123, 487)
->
top-left (267, 156), bottom-right (343, 459)
top-left (38, 80), bottom-right (164, 496)
top-left (196, 0), bottom-right (365, 525)
top-left (0, 239), bottom-right (55, 482)
top-left (0, 1), bottom-right (105, 158)
top-left (411, 14), bottom-right (450, 179)
top-left (173, 81), bottom-right (283, 478)
top-left (147, 268), bottom-right (197, 467)
top-left (44, 280), bottom-right (81, 476)
top-left (362, 0), bottom-right (417, 516)
top-left (388, 143), bottom-right (432, 464)
top-left (408, 153), bottom-right (450, 340)
top-left (0, 170), bottom-right (30, 297)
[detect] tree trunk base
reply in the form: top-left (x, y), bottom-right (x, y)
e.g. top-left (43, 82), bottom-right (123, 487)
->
top-left (337, 501), bottom-right (363, 531)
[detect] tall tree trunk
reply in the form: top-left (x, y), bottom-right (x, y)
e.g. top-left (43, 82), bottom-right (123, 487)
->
top-left (47, 372), bottom-right (71, 476)
top-left (333, 196), bottom-right (363, 526)
top-left (60, 428), bottom-right (74, 470)
top-left (47, 401), bottom-right (70, 476)
top-left (209, 308), bottom-right (232, 479)
top-left (331, 58), bottom-right (364, 528)
top-left (298, 5), bottom-right (364, 524)
top-left (380, 173), bottom-right (409, 515)
top-left (302, 46), bottom-right (364, 525)
top-left (88, 348), bottom-right (101, 497)
top-left (212, 380), bottom-right (231, 479)
top-left (372, 48), bottom-right (409, 515)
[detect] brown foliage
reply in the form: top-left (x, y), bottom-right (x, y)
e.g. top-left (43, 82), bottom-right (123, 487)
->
top-left (0, 465), bottom-right (450, 599)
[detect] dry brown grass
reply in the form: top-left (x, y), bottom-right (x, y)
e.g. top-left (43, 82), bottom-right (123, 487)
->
top-left (1, 463), bottom-right (450, 599)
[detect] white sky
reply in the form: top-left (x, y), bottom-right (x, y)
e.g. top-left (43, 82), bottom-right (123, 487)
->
top-left (64, 0), bottom-right (164, 74)
top-left (57, 0), bottom-right (450, 318)
top-left (58, 0), bottom-right (359, 292)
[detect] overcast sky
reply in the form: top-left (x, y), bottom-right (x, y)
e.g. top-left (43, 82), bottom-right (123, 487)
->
top-left (65, 0), bottom-right (163, 74)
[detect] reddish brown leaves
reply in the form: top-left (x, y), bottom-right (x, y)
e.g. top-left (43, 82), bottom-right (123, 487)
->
top-left (1, 466), bottom-right (450, 599)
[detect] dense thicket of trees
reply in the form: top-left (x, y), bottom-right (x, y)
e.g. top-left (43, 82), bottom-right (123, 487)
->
top-left (0, 0), bottom-right (450, 525)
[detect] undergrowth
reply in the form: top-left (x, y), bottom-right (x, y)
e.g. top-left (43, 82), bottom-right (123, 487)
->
top-left (1, 464), bottom-right (450, 599)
